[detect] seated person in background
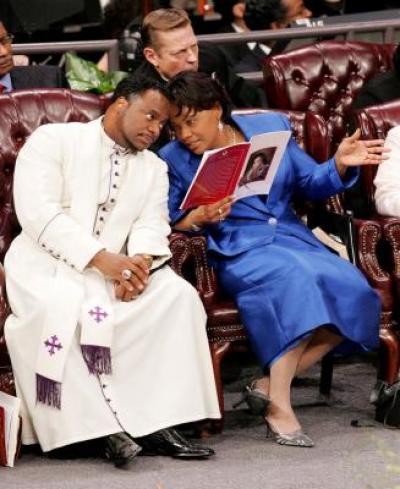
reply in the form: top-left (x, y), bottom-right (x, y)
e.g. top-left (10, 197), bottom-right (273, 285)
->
top-left (160, 71), bottom-right (387, 448)
top-left (4, 75), bottom-right (219, 467)
top-left (374, 125), bottom-right (400, 217)
top-left (214, 0), bottom-right (313, 74)
top-left (212, 0), bottom-right (254, 70)
top-left (237, 0), bottom-right (312, 72)
top-left (353, 44), bottom-right (400, 110)
top-left (133, 8), bottom-right (267, 109)
top-left (0, 20), bottom-right (67, 92)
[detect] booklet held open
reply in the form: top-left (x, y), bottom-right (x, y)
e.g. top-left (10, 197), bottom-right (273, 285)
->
top-left (180, 131), bottom-right (291, 210)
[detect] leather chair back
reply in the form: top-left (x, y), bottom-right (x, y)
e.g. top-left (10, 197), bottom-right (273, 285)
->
top-left (263, 41), bottom-right (397, 152)
top-left (232, 108), bottom-right (330, 162)
top-left (353, 98), bottom-right (400, 214)
top-left (0, 89), bottom-right (109, 263)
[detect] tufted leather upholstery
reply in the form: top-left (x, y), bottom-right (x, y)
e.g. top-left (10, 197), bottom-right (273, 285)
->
top-left (353, 100), bottom-right (400, 382)
top-left (263, 41), bottom-right (397, 151)
top-left (263, 41), bottom-right (399, 384)
top-left (0, 89), bottom-right (110, 263)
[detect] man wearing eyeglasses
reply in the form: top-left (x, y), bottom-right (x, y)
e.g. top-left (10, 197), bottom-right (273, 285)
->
top-left (0, 21), bottom-right (66, 93)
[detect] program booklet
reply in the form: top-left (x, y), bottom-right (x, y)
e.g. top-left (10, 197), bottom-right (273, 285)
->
top-left (0, 391), bottom-right (21, 468)
top-left (180, 130), bottom-right (291, 210)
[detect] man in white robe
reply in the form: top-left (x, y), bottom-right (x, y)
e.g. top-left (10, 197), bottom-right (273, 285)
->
top-left (375, 125), bottom-right (400, 217)
top-left (4, 76), bottom-right (220, 466)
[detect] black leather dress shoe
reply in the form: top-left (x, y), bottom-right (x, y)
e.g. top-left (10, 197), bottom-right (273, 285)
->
top-left (135, 428), bottom-right (215, 459)
top-left (104, 432), bottom-right (142, 468)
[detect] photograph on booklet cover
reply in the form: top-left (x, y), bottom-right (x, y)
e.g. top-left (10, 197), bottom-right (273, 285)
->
top-left (239, 148), bottom-right (276, 187)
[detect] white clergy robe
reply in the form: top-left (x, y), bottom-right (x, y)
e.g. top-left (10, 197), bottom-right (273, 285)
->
top-left (375, 125), bottom-right (400, 217)
top-left (4, 118), bottom-right (220, 452)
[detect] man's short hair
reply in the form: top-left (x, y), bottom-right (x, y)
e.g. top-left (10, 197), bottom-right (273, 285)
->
top-left (141, 8), bottom-right (191, 50)
top-left (244, 0), bottom-right (287, 30)
top-left (112, 75), bottom-right (170, 102)
top-left (213, 0), bottom-right (244, 25)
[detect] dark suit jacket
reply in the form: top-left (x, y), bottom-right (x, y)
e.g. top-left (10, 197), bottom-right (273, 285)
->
top-left (10, 65), bottom-right (67, 90)
top-left (216, 24), bottom-right (257, 71)
top-left (215, 25), bottom-right (292, 74)
top-left (352, 70), bottom-right (400, 110)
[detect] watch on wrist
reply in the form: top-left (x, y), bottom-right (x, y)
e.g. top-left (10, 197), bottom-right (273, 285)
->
top-left (141, 253), bottom-right (153, 268)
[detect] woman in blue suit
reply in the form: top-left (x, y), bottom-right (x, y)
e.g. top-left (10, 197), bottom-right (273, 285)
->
top-left (159, 71), bottom-right (386, 447)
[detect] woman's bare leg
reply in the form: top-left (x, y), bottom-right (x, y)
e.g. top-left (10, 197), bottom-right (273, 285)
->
top-left (266, 337), bottom-right (311, 433)
top-left (254, 327), bottom-right (343, 397)
top-left (296, 327), bottom-right (343, 375)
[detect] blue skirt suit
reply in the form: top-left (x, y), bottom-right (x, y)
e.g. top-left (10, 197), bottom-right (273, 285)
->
top-left (159, 113), bottom-right (380, 370)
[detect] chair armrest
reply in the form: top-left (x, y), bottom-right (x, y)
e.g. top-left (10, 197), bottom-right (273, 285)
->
top-left (169, 231), bottom-right (218, 309)
top-left (311, 209), bottom-right (393, 312)
top-left (352, 217), bottom-right (392, 287)
top-left (381, 217), bottom-right (400, 303)
top-left (168, 231), bottom-right (192, 277)
top-left (189, 235), bottom-right (218, 310)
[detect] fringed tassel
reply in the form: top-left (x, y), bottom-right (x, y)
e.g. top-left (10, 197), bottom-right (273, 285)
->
top-left (36, 374), bottom-right (61, 409)
top-left (81, 345), bottom-right (112, 375)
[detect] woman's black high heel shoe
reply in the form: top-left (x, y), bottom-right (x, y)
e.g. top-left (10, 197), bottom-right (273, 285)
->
top-left (233, 380), bottom-right (270, 415)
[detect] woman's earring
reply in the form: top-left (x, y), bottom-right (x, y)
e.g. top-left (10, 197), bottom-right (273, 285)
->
top-left (218, 119), bottom-right (224, 133)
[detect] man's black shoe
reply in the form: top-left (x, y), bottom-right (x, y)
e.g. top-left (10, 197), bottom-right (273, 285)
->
top-left (135, 428), bottom-right (215, 459)
top-left (104, 432), bottom-right (142, 468)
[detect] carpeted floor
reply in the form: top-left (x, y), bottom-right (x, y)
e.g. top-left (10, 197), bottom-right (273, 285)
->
top-left (2, 353), bottom-right (400, 489)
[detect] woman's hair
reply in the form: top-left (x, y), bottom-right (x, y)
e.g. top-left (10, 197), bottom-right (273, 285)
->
top-left (166, 71), bottom-right (233, 123)
top-left (141, 8), bottom-right (190, 50)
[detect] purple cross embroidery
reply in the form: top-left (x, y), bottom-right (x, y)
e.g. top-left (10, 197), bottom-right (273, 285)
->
top-left (89, 306), bottom-right (108, 323)
top-left (44, 335), bottom-right (63, 356)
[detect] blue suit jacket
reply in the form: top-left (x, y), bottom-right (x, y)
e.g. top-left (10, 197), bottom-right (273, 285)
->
top-left (159, 113), bottom-right (358, 257)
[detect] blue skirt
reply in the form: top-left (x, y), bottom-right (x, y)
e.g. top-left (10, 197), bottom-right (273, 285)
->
top-left (216, 232), bottom-right (381, 369)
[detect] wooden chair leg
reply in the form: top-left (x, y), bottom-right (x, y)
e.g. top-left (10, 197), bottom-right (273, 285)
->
top-left (319, 354), bottom-right (334, 396)
top-left (209, 341), bottom-right (232, 433)
top-left (379, 329), bottom-right (400, 384)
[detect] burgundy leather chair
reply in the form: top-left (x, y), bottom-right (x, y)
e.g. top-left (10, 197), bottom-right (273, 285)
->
top-left (263, 40), bottom-right (398, 383)
top-left (263, 41), bottom-right (396, 151)
top-left (352, 99), bottom-right (400, 382)
top-left (0, 89), bottom-right (110, 395)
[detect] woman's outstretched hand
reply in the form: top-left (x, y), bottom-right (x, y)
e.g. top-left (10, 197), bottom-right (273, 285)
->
top-left (334, 128), bottom-right (390, 176)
